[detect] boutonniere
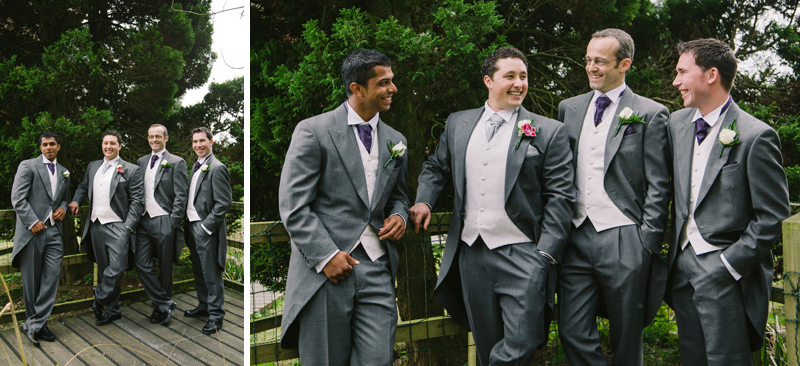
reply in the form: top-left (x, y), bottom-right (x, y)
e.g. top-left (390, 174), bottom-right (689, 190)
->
top-left (383, 141), bottom-right (407, 168)
top-left (515, 119), bottom-right (537, 150)
top-left (200, 163), bottom-right (209, 172)
top-left (718, 119), bottom-right (741, 158)
top-left (160, 160), bottom-right (173, 172)
top-left (614, 107), bottom-right (646, 137)
top-left (115, 164), bottom-right (125, 177)
top-left (61, 170), bottom-right (70, 180)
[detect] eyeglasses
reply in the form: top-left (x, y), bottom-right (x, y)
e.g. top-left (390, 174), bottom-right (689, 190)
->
top-left (584, 58), bottom-right (618, 67)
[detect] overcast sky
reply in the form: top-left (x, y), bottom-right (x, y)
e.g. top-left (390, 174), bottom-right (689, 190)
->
top-left (181, 0), bottom-right (247, 106)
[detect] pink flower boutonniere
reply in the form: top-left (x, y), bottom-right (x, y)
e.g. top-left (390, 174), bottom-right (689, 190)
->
top-left (515, 119), bottom-right (537, 150)
top-left (116, 164), bottom-right (125, 177)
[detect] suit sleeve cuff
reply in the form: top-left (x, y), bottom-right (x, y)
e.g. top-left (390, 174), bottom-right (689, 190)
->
top-left (315, 250), bottom-right (340, 273)
top-left (28, 221), bottom-right (41, 230)
top-left (721, 253), bottom-right (742, 281)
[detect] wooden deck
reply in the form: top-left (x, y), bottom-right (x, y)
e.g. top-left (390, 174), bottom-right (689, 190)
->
top-left (0, 289), bottom-right (244, 365)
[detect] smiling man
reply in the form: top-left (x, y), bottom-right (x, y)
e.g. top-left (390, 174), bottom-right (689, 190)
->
top-left (135, 124), bottom-right (188, 326)
top-left (410, 47), bottom-right (574, 365)
top-left (556, 29), bottom-right (671, 366)
top-left (666, 38), bottom-right (789, 366)
top-left (184, 126), bottom-right (232, 335)
top-left (279, 49), bottom-right (409, 364)
top-left (12, 132), bottom-right (70, 346)
top-left (69, 131), bottom-right (143, 326)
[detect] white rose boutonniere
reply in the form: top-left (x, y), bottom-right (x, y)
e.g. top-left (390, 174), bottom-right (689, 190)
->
top-left (384, 141), bottom-right (407, 168)
top-left (515, 119), bottom-right (537, 150)
top-left (160, 160), bottom-right (173, 172)
top-left (614, 107), bottom-right (646, 136)
top-left (200, 163), bottom-right (209, 172)
top-left (62, 170), bottom-right (70, 179)
top-left (718, 120), bottom-right (741, 158)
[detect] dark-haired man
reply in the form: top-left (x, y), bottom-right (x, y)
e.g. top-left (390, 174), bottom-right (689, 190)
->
top-left (557, 28), bottom-right (671, 366)
top-left (184, 127), bottom-right (232, 335)
top-left (135, 124), bottom-right (188, 326)
top-left (279, 49), bottom-right (409, 364)
top-left (12, 132), bottom-right (70, 346)
top-left (411, 47), bottom-right (574, 365)
top-left (667, 38), bottom-right (789, 365)
top-left (69, 131), bottom-right (144, 326)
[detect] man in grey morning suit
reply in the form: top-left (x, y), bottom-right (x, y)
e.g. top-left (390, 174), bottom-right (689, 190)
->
top-left (69, 131), bottom-right (144, 326)
top-left (12, 131), bottom-right (70, 346)
top-left (279, 49), bottom-right (409, 365)
top-left (556, 29), bottom-right (671, 366)
top-left (667, 39), bottom-right (789, 365)
top-left (410, 47), bottom-right (574, 365)
top-left (135, 124), bottom-right (188, 326)
top-left (183, 126), bottom-right (232, 335)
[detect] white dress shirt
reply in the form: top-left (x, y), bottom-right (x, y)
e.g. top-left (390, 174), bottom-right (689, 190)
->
top-left (36, 156), bottom-right (59, 227)
top-left (144, 149), bottom-right (169, 218)
top-left (187, 154), bottom-right (212, 235)
top-left (91, 157), bottom-right (123, 224)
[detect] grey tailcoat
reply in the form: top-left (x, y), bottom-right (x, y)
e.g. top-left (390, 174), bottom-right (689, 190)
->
top-left (72, 159), bottom-right (144, 263)
top-left (278, 102), bottom-right (410, 349)
top-left (184, 154), bottom-right (232, 269)
top-left (415, 106), bottom-right (575, 330)
top-left (558, 89), bottom-right (672, 323)
top-left (667, 102), bottom-right (790, 351)
top-left (137, 151), bottom-right (189, 261)
top-left (11, 156), bottom-right (70, 268)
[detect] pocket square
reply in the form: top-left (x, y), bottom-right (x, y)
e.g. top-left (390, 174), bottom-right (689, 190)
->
top-left (525, 145), bottom-right (540, 158)
top-left (623, 125), bottom-right (636, 136)
top-left (394, 157), bottom-right (403, 168)
top-left (723, 161), bottom-right (738, 167)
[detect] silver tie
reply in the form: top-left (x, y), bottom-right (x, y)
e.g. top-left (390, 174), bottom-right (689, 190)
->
top-left (486, 113), bottom-right (505, 142)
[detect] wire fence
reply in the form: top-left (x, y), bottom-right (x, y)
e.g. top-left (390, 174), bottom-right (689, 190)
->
top-left (251, 209), bottom-right (797, 366)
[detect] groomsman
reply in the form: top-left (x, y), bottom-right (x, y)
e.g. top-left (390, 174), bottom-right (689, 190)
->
top-left (557, 28), bottom-right (671, 366)
top-left (279, 49), bottom-right (408, 364)
top-left (667, 38), bottom-right (789, 365)
top-left (12, 131), bottom-right (70, 346)
top-left (69, 131), bottom-right (144, 326)
top-left (411, 47), bottom-right (574, 365)
top-left (184, 127), bottom-right (232, 335)
top-left (135, 124), bottom-right (188, 325)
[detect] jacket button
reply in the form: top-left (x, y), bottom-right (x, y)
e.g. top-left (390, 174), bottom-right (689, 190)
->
top-left (681, 213), bottom-right (687, 219)
top-left (363, 218), bottom-right (368, 222)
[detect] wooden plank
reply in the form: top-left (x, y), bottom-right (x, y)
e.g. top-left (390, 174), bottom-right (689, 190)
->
top-left (250, 314), bottom-right (282, 334)
top-left (46, 317), bottom-right (110, 366)
top-left (65, 315), bottom-right (154, 365)
top-left (250, 342), bottom-right (298, 364)
top-left (173, 292), bottom-right (246, 338)
top-left (169, 292), bottom-right (245, 355)
top-left (224, 279), bottom-right (244, 294)
top-left (783, 213), bottom-right (800, 366)
top-left (228, 239), bottom-right (244, 250)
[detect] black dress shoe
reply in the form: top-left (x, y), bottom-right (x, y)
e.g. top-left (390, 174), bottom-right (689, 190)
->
top-left (149, 309), bottom-right (162, 324)
top-left (161, 303), bottom-right (176, 326)
top-left (184, 307), bottom-right (209, 318)
top-left (26, 328), bottom-right (40, 347)
top-left (91, 300), bottom-right (104, 321)
top-left (35, 324), bottom-right (56, 342)
top-left (201, 319), bottom-right (223, 335)
top-left (96, 312), bottom-right (122, 326)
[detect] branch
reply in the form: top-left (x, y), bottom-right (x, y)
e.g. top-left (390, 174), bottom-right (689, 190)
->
top-left (169, 0), bottom-right (244, 16)
top-left (220, 51), bottom-right (244, 70)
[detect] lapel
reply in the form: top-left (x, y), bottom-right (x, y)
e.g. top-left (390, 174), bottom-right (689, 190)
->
top-left (564, 92), bottom-right (594, 170)
top-left (504, 107), bottom-right (533, 202)
top-left (603, 89), bottom-right (634, 176)
top-left (329, 104), bottom-right (370, 208)
top-left (674, 112), bottom-right (695, 211)
top-left (192, 155), bottom-right (212, 202)
top-left (35, 156), bottom-right (54, 200)
top-left (370, 121), bottom-right (393, 211)
top-left (109, 158), bottom-right (126, 201)
top-left (154, 152), bottom-right (167, 189)
top-left (54, 163), bottom-right (67, 201)
top-left (454, 108), bottom-right (484, 199)
top-left (695, 104), bottom-right (738, 207)
top-left (87, 161), bottom-right (100, 202)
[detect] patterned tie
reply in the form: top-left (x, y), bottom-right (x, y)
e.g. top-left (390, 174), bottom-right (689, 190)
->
top-left (150, 154), bottom-right (159, 169)
top-left (486, 113), bottom-right (505, 142)
top-left (594, 95), bottom-right (612, 127)
top-left (356, 124), bottom-right (373, 153)
top-left (695, 118), bottom-right (710, 145)
top-left (103, 162), bottom-right (112, 173)
top-left (46, 162), bottom-right (55, 175)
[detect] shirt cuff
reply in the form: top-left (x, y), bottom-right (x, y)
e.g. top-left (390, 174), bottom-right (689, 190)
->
top-left (28, 221), bottom-right (41, 230)
top-left (315, 250), bottom-right (340, 273)
top-left (200, 224), bottom-right (212, 236)
top-left (390, 213), bottom-right (406, 231)
top-left (539, 250), bottom-right (557, 265)
top-left (721, 253), bottom-right (742, 281)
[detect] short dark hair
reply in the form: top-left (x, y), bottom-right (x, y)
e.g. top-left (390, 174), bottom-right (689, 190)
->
top-left (149, 124), bottom-right (168, 137)
top-left (102, 130), bottom-right (122, 144)
top-left (192, 127), bottom-right (213, 140)
top-left (677, 38), bottom-right (737, 91)
top-left (341, 49), bottom-right (392, 96)
top-left (482, 47), bottom-right (528, 79)
top-left (592, 28), bottom-right (635, 62)
top-left (39, 131), bottom-right (60, 145)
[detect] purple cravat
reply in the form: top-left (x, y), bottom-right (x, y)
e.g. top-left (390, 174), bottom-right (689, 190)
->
top-left (193, 161), bottom-right (201, 174)
top-left (695, 118), bottom-right (710, 145)
top-left (150, 154), bottom-right (159, 169)
top-left (594, 95), bottom-right (612, 127)
top-left (356, 124), bottom-right (373, 153)
top-left (46, 162), bottom-right (55, 175)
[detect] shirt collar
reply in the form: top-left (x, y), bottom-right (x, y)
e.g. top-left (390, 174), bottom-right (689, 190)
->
top-left (482, 102), bottom-right (518, 124)
top-left (692, 95), bottom-right (733, 127)
top-left (592, 83), bottom-right (627, 105)
top-left (345, 101), bottom-right (379, 130)
top-left (103, 156), bottom-right (120, 166)
top-left (41, 155), bottom-right (57, 166)
top-left (152, 149), bottom-right (167, 159)
top-left (197, 154), bottom-right (212, 165)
